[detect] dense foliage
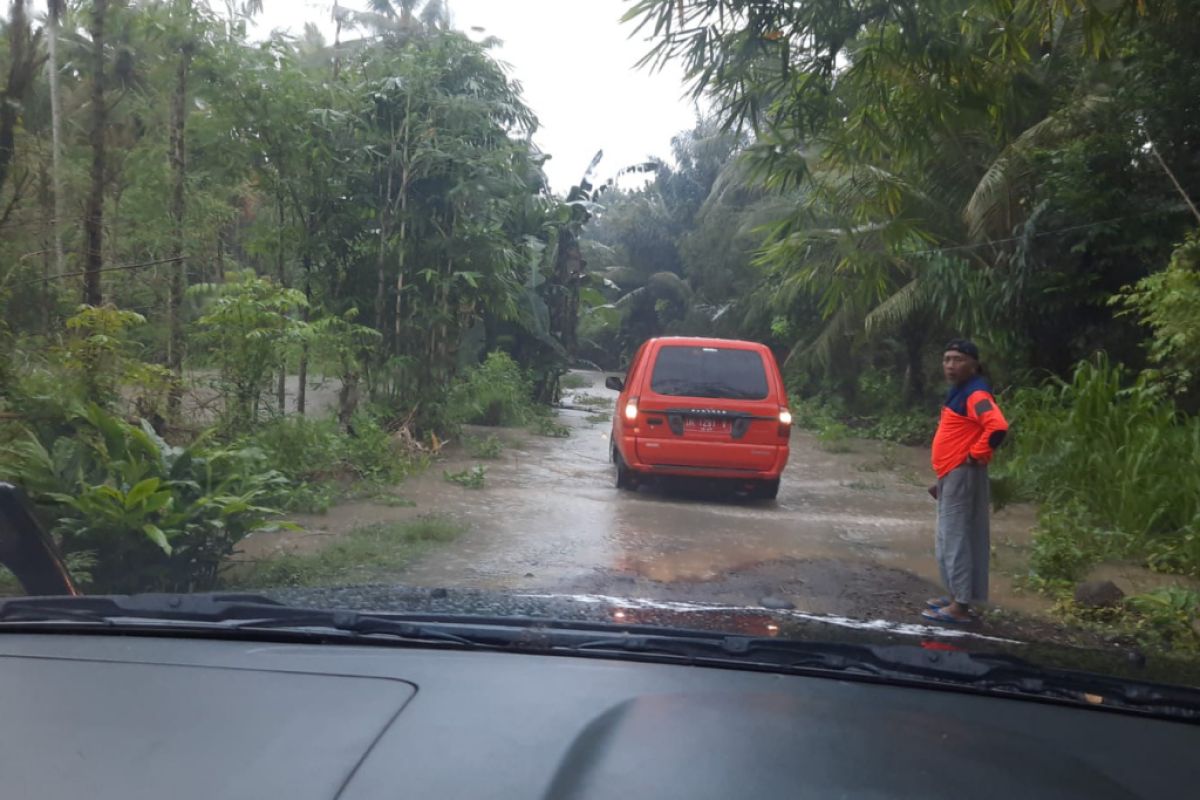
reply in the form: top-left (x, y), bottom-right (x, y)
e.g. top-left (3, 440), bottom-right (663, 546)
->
top-left (0, 0), bottom-right (585, 591)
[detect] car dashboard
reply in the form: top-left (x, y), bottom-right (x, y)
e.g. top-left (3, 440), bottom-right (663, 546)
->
top-left (1, 631), bottom-right (1197, 799)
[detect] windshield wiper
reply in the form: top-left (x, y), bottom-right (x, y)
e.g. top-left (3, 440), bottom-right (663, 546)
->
top-left (564, 633), bottom-right (1200, 719)
top-left (0, 594), bottom-right (491, 648)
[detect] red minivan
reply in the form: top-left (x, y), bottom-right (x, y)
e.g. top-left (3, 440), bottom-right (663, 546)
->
top-left (606, 337), bottom-right (792, 499)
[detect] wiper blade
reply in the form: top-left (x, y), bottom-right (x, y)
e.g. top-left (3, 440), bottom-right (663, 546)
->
top-left (232, 611), bottom-right (484, 647)
top-left (0, 602), bottom-right (118, 626)
top-left (864, 645), bottom-right (1200, 717)
top-left (563, 633), bottom-right (1200, 719)
top-left (0, 593), bottom-right (282, 624)
top-left (0, 595), bottom-right (488, 648)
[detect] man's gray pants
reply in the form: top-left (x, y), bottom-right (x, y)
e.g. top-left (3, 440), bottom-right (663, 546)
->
top-left (936, 462), bottom-right (990, 605)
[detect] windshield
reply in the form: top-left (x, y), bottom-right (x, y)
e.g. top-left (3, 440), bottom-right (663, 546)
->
top-left (651, 346), bottom-right (768, 400)
top-left (1, 0), bottom-right (1199, 698)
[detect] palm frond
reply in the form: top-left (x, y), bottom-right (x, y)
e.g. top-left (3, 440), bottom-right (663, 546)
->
top-left (420, 0), bottom-right (448, 29)
top-left (785, 302), bottom-right (862, 369)
top-left (864, 278), bottom-right (924, 334)
top-left (697, 152), bottom-right (760, 216)
top-left (965, 95), bottom-right (1112, 241)
top-left (367, 0), bottom-right (397, 17)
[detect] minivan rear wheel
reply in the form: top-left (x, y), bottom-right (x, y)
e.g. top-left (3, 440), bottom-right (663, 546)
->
top-left (613, 448), bottom-right (636, 491)
top-left (754, 478), bottom-right (780, 500)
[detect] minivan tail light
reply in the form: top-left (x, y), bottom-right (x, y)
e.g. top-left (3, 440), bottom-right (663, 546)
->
top-left (624, 397), bottom-right (639, 422)
top-left (778, 407), bottom-right (792, 438)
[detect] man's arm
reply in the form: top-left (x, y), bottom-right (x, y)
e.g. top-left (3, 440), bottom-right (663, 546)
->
top-left (967, 391), bottom-right (1008, 463)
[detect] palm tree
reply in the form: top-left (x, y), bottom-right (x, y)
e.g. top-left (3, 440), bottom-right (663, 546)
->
top-left (0, 0), bottom-right (43, 203)
top-left (167, 0), bottom-right (197, 412)
top-left (353, 0), bottom-right (449, 39)
top-left (46, 0), bottom-right (66, 277)
top-left (83, 0), bottom-right (109, 306)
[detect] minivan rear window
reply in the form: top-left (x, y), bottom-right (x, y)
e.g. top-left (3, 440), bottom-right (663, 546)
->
top-left (650, 346), bottom-right (769, 400)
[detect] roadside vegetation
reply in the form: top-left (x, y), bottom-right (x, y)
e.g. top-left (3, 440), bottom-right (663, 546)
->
top-left (0, 1), bottom-right (584, 594)
top-left (443, 465), bottom-right (486, 490)
top-left (227, 517), bottom-right (463, 589)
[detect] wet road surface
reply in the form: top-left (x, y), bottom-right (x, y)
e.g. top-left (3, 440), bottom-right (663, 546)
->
top-left (249, 372), bottom-right (1050, 628)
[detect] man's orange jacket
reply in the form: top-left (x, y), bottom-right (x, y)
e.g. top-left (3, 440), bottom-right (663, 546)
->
top-left (931, 375), bottom-right (1008, 479)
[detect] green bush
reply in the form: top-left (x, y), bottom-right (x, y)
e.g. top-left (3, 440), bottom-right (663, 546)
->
top-left (856, 369), bottom-right (905, 416)
top-left (3, 309), bottom-right (172, 422)
top-left (341, 409), bottom-right (416, 482)
top-left (1, 405), bottom-right (289, 593)
top-left (560, 373), bottom-right (590, 390)
top-left (464, 434), bottom-right (504, 459)
top-left (816, 420), bottom-right (852, 452)
top-left (278, 482), bottom-right (340, 514)
top-left (1027, 502), bottom-right (1105, 587)
top-left (790, 393), bottom-right (845, 431)
top-left (244, 408), bottom-right (420, 489)
top-left (1127, 586), bottom-right (1200, 650)
top-left (188, 272), bottom-right (308, 432)
top-left (531, 412), bottom-right (571, 438)
top-left (247, 416), bottom-right (341, 482)
top-left (869, 412), bottom-right (934, 445)
top-left (446, 351), bottom-right (537, 427)
top-left (1002, 356), bottom-right (1200, 576)
top-left (1114, 231), bottom-right (1200, 397)
top-left (444, 465), bottom-right (486, 489)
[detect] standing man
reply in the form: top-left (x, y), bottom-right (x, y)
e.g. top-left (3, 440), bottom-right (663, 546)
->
top-left (923, 339), bottom-right (1008, 624)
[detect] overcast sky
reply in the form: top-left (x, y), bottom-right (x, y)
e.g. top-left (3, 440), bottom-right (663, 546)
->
top-left (249, 0), bottom-right (700, 193)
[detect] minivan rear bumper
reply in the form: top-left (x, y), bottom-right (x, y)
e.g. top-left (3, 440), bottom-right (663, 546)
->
top-left (618, 435), bottom-right (789, 480)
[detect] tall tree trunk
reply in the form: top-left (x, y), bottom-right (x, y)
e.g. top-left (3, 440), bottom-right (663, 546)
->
top-left (374, 126), bottom-right (396, 338)
top-left (83, 0), bottom-right (109, 306)
top-left (297, 254), bottom-right (312, 415)
top-left (538, 225), bottom-right (584, 403)
top-left (549, 227), bottom-right (582, 355)
top-left (1, 0), bottom-right (38, 199)
top-left (276, 189), bottom-right (287, 413)
top-left (38, 163), bottom-right (53, 333)
top-left (167, 28), bottom-right (192, 415)
top-left (902, 321), bottom-right (927, 406)
top-left (215, 225), bottom-right (227, 281)
top-left (47, 0), bottom-right (66, 277)
top-left (332, 3), bottom-right (343, 80)
top-left (392, 94), bottom-right (412, 356)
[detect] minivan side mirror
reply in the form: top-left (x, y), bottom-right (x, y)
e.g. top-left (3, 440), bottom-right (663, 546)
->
top-left (605, 376), bottom-right (624, 392)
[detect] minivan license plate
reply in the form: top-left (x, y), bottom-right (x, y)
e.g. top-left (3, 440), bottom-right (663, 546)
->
top-left (684, 417), bottom-right (731, 433)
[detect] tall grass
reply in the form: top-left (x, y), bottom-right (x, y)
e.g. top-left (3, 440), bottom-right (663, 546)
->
top-left (1001, 356), bottom-right (1200, 578)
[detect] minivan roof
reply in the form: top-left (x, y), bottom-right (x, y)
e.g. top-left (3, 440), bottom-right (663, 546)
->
top-left (646, 336), bottom-right (770, 351)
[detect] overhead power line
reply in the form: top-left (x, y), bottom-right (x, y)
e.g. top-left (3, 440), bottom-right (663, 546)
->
top-left (13, 256), bottom-right (185, 288)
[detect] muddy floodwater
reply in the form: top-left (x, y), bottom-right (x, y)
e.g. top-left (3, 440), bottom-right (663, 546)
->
top-left (242, 371), bottom-right (1064, 628)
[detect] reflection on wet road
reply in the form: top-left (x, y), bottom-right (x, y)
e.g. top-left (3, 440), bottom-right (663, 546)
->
top-left (381, 372), bottom-right (1044, 622)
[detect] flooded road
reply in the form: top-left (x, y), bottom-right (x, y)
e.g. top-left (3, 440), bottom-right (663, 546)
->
top-left (251, 372), bottom-right (1048, 626)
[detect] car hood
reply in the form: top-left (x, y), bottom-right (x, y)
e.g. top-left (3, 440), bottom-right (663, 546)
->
top-left (262, 584), bottom-right (1200, 689)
